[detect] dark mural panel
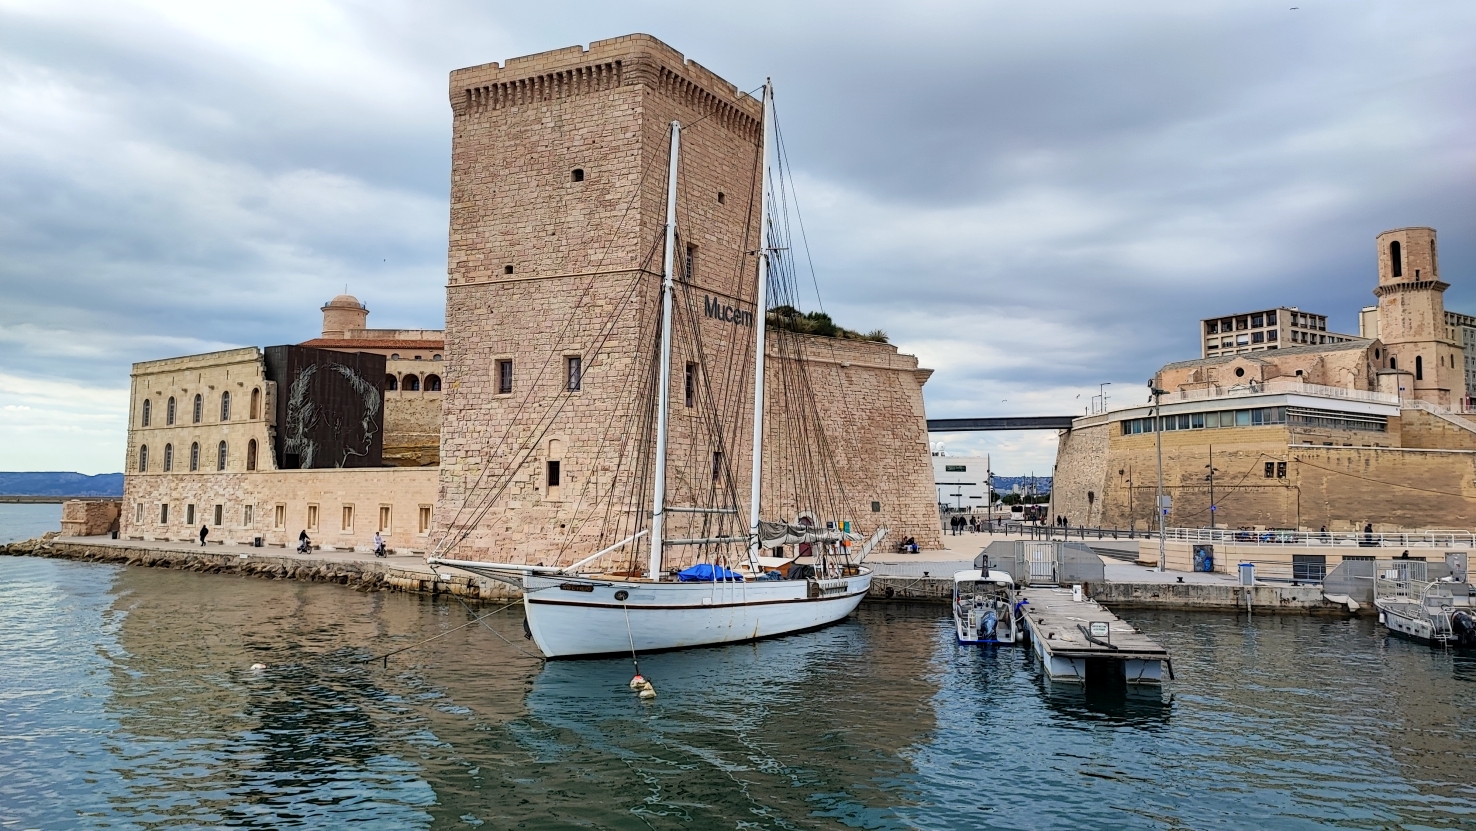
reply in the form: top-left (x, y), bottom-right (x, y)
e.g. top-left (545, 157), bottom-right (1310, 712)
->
top-left (263, 346), bottom-right (385, 469)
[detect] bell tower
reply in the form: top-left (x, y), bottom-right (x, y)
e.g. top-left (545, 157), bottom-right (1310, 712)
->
top-left (1372, 227), bottom-right (1464, 406)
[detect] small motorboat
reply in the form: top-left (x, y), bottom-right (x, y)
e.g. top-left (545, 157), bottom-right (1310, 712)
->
top-left (1374, 558), bottom-right (1476, 647)
top-left (953, 569), bottom-right (1020, 645)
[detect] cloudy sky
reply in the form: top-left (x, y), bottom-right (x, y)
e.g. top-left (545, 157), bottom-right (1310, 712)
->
top-left (1, 0), bottom-right (1472, 475)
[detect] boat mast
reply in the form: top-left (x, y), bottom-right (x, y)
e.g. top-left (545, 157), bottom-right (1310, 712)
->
top-left (649, 121), bottom-right (682, 580)
top-left (746, 81), bottom-right (773, 573)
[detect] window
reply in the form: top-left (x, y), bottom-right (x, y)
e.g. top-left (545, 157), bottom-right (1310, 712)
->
top-left (274, 504), bottom-right (285, 529)
top-left (1251, 314), bottom-right (1264, 327)
top-left (717, 191), bottom-right (726, 205)
top-left (1235, 410), bottom-right (1250, 427)
top-left (419, 506), bottom-right (432, 534)
top-left (1266, 311), bottom-right (1277, 325)
top-left (163, 443), bottom-right (173, 472)
top-left (243, 505), bottom-right (253, 526)
top-left (385, 374), bottom-right (398, 391)
top-left (1236, 335), bottom-right (1249, 346)
top-left (1206, 321), bottom-right (1219, 334)
top-left (220, 391), bottom-right (231, 421)
top-left (1416, 355), bottom-right (1423, 381)
top-left (186, 503), bottom-right (196, 525)
top-left (189, 442), bottom-right (200, 472)
top-left (160, 504), bottom-right (169, 524)
top-left (1191, 413), bottom-right (1205, 429)
top-left (712, 450), bottom-right (723, 482)
top-left (1236, 317), bottom-right (1249, 331)
top-left (1390, 356), bottom-right (1397, 370)
top-left (250, 388), bottom-right (261, 419)
top-left (138, 445), bottom-right (149, 472)
top-left (307, 504), bottom-right (319, 531)
top-left (403, 374), bottom-right (420, 392)
top-left (433, 354), bottom-right (442, 361)
top-left (684, 243), bottom-right (697, 283)
top-left (871, 501), bottom-right (881, 512)
top-left (1221, 338), bottom-right (1231, 348)
top-left (566, 356), bottom-right (582, 392)
top-left (167, 397), bottom-right (176, 425)
top-left (135, 503), bottom-right (143, 524)
top-left (497, 360), bottom-right (513, 394)
top-left (504, 264), bottom-right (514, 275)
top-left (413, 355), bottom-right (422, 361)
top-left (213, 504), bottom-right (223, 526)
top-left (1276, 461), bottom-right (1287, 478)
top-left (246, 439), bottom-right (257, 471)
top-left (685, 362), bottom-right (697, 407)
top-left (192, 394), bottom-right (202, 424)
top-left (1267, 330), bottom-right (1277, 342)
top-left (378, 506), bottom-right (391, 533)
top-left (1252, 332), bottom-right (1264, 343)
top-left (142, 399), bottom-right (151, 427)
top-left (341, 505), bottom-right (354, 532)
top-left (1234, 367), bottom-right (1245, 377)
top-left (1265, 462), bottom-right (1275, 478)
top-left (1207, 342), bottom-right (1219, 350)
top-left (217, 441), bottom-right (227, 471)
top-left (1292, 554), bottom-right (1326, 583)
top-left (546, 460), bottom-right (561, 488)
top-left (1390, 240), bottom-right (1402, 277)
top-left (425, 374), bottom-right (441, 392)
top-left (571, 168), bottom-right (584, 182)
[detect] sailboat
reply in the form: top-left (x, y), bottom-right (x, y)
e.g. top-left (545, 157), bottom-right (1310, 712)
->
top-left (428, 83), bottom-right (878, 659)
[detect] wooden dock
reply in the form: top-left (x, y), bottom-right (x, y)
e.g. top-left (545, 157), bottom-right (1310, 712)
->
top-left (1019, 586), bottom-right (1172, 685)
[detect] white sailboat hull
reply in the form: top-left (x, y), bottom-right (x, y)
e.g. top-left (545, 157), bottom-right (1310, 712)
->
top-left (521, 571), bottom-right (873, 658)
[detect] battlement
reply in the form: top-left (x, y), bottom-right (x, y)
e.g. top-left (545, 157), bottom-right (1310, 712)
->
top-left (449, 33), bottom-right (761, 137)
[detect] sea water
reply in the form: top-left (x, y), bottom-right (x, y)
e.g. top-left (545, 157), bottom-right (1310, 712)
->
top-left (0, 502), bottom-right (62, 544)
top-left (1, 556), bottom-right (1473, 829)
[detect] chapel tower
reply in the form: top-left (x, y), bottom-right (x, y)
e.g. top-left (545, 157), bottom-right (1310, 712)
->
top-left (1372, 227), bottom-right (1465, 406)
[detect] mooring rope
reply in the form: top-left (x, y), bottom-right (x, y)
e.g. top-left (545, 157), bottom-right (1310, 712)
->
top-left (448, 591), bottom-right (543, 662)
top-left (622, 601), bottom-right (642, 679)
top-left (362, 599), bottom-right (521, 667)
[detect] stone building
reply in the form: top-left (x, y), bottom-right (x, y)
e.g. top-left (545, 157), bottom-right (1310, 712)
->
top-left (1051, 227), bottom-right (1476, 532)
top-left (116, 34), bottom-right (944, 558)
top-left (437, 34), bottom-right (941, 565)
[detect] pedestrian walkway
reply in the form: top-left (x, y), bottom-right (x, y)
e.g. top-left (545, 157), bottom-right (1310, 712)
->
top-left (54, 535), bottom-right (438, 575)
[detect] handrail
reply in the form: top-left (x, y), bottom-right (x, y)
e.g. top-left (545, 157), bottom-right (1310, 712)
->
top-left (1153, 527), bottom-right (1476, 548)
top-left (1157, 379), bottom-right (1400, 407)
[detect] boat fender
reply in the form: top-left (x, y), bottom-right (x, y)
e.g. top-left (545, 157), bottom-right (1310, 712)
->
top-left (638, 681), bottom-right (656, 699)
top-left (629, 674), bottom-right (646, 690)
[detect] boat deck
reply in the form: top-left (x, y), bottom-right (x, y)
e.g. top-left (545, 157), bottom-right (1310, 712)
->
top-left (1019, 586), bottom-right (1171, 685)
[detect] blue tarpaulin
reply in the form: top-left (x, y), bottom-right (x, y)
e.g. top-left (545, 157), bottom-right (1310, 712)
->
top-left (677, 563), bottom-right (745, 582)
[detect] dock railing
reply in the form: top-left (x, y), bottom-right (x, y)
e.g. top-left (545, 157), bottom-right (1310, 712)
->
top-left (1159, 527), bottom-right (1475, 548)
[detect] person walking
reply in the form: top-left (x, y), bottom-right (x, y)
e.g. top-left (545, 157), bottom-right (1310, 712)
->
top-left (199, 525), bottom-right (208, 546)
top-left (1363, 522), bottom-right (1374, 547)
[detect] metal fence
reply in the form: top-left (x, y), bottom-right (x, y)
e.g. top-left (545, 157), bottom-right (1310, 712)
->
top-left (1160, 527), bottom-right (1476, 548)
top-left (867, 561), bottom-right (972, 578)
top-left (981, 540), bottom-right (1105, 587)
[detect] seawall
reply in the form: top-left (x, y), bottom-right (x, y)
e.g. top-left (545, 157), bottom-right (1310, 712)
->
top-left (0, 536), bottom-right (519, 602)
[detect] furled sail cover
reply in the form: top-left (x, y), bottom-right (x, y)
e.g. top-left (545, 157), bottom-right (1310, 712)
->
top-left (757, 521), bottom-right (864, 549)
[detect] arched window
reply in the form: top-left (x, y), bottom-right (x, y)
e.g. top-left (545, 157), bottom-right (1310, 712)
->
top-left (1416, 355), bottom-right (1423, 381)
top-left (189, 442), bottom-right (200, 471)
top-left (192, 394), bottom-right (202, 424)
top-left (163, 443), bottom-right (174, 472)
top-left (1390, 240), bottom-right (1402, 277)
top-left (139, 445), bottom-right (149, 472)
top-left (433, 354), bottom-right (442, 361)
top-left (220, 391), bottom-right (231, 421)
top-left (142, 399), bottom-right (151, 427)
top-left (385, 374), bottom-right (398, 391)
top-left (167, 397), bottom-right (176, 425)
top-left (390, 353), bottom-right (401, 360)
top-left (250, 388), bottom-right (261, 420)
top-left (425, 374), bottom-right (441, 392)
top-left (403, 374), bottom-right (420, 392)
top-left (1390, 356), bottom-right (1397, 370)
top-left (247, 439), bottom-right (257, 471)
top-left (217, 441), bottom-right (228, 471)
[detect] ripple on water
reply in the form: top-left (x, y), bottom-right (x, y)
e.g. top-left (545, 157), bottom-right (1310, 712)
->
top-left (1, 559), bottom-right (1474, 829)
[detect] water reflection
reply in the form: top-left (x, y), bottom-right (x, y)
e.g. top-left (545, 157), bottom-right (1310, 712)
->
top-left (1034, 677), bottom-right (1172, 726)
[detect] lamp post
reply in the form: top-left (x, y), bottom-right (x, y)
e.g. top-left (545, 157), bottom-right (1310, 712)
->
top-left (1099, 382), bottom-right (1112, 415)
top-left (1205, 445), bottom-right (1220, 530)
top-left (1149, 380), bottom-right (1168, 571)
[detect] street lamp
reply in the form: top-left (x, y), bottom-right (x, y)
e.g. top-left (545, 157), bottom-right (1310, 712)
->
top-left (1149, 380), bottom-right (1168, 571)
top-left (1099, 382), bottom-right (1112, 415)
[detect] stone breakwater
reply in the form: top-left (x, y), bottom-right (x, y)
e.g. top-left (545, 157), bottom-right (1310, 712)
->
top-left (0, 536), bottom-right (520, 602)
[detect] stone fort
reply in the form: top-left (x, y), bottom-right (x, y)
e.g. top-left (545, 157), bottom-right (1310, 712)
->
top-left (118, 34), bottom-right (944, 558)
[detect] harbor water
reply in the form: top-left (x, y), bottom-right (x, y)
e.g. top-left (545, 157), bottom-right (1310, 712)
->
top-left (2, 555), bottom-right (1473, 829)
top-left (0, 502), bottom-right (62, 544)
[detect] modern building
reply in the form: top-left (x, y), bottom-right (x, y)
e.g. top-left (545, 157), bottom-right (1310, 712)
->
top-left (931, 454), bottom-right (991, 511)
top-left (1053, 226), bottom-right (1476, 535)
top-left (1200, 307), bottom-right (1359, 358)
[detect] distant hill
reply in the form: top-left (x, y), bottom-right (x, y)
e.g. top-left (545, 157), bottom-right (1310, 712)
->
top-left (0, 472), bottom-right (124, 497)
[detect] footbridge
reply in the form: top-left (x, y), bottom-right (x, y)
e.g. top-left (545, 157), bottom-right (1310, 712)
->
top-left (926, 416), bottom-right (1076, 432)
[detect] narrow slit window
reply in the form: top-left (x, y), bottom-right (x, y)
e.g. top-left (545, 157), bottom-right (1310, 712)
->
top-left (220, 391), bottom-right (231, 421)
top-left (142, 399), bottom-right (151, 427)
top-left (498, 360), bottom-right (513, 394)
top-left (571, 168), bottom-right (584, 182)
top-left (566, 356), bottom-right (582, 392)
top-left (685, 362), bottom-right (696, 407)
top-left (189, 442), bottom-right (200, 472)
top-left (546, 460), bottom-right (561, 488)
top-left (1390, 240), bottom-right (1402, 277)
top-left (217, 441), bottom-right (227, 471)
top-left (192, 394), bottom-right (202, 424)
top-left (684, 244), bottom-right (697, 282)
top-left (138, 445), bottom-right (149, 472)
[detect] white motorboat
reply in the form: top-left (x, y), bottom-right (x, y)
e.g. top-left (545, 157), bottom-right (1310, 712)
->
top-left (1373, 559), bottom-right (1476, 647)
top-left (953, 569), bottom-right (1020, 645)
top-left (429, 83), bottom-right (878, 658)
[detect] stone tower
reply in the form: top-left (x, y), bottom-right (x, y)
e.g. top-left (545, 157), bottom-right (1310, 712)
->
top-left (1372, 227), bottom-right (1465, 406)
top-left (320, 294), bottom-right (369, 338)
top-left (437, 35), bottom-right (768, 564)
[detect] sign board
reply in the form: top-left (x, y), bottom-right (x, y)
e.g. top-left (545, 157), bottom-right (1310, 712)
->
top-left (1089, 621), bottom-right (1110, 639)
top-left (1157, 495), bottom-right (1172, 509)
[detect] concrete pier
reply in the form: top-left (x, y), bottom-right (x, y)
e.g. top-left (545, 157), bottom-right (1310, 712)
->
top-left (1019, 585), bottom-right (1171, 684)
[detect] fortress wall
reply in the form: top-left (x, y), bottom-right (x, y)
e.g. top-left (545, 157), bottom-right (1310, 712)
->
top-left (1048, 421), bottom-right (1109, 528)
